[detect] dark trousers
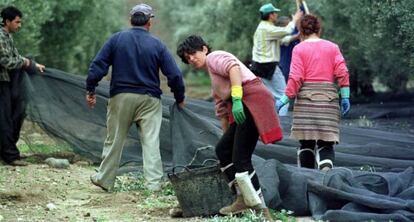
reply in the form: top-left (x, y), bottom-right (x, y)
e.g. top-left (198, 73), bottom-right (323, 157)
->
top-left (299, 140), bottom-right (335, 169)
top-left (0, 70), bottom-right (26, 163)
top-left (215, 105), bottom-right (261, 191)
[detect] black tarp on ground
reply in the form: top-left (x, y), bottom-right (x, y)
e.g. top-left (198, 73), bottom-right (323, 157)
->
top-left (24, 69), bottom-right (414, 221)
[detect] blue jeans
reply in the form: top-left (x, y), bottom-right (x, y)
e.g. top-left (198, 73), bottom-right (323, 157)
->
top-left (261, 66), bottom-right (289, 116)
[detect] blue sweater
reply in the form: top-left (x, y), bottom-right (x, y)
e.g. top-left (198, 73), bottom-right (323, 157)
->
top-left (279, 28), bottom-right (299, 83)
top-left (86, 27), bottom-right (185, 103)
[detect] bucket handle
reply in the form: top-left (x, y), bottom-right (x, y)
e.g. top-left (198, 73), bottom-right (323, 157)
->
top-left (167, 165), bottom-right (191, 179)
top-left (171, 165), bottom-right (192, 174)
top-left (172, 159), bottom-right (218, 173)
top-left (202, 159), bottom-right (219, 166)
top-left (168, 159), bottom-right (219, 178)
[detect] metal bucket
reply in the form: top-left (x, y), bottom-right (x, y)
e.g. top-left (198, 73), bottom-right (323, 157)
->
top-left (168, 159), bottom-right (235, 217)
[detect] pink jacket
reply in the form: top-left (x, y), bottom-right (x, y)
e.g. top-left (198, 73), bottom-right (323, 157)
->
top-left (206, 51), bottom-right (283, 144)
top-left (286, 39), bottom-right (350, 98)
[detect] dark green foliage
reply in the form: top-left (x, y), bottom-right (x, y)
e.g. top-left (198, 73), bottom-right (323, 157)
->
top-left (370, 0), bottom-right (414, 93)
top-left (2, 0), bottom-right (127, 74)
top-left (2, 0), bottom-right (413, 94)
top-left (155, 0), bottom-right (414, 96)
top-left (312, 0), bottom-right (414, 94)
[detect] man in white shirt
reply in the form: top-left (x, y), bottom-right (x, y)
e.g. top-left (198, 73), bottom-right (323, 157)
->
top-left (251, 3), bottom-right (301, 116)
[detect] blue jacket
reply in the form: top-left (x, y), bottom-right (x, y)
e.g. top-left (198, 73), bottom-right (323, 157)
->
top-left (279, 29), bottom-right (299, 82)
top-left (280, 4), bottom-right (306, 82)
top-left (86, 27), bottom-right (185, 103)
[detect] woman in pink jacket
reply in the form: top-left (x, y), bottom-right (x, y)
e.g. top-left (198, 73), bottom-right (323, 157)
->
top-left (177, 35), bottom-right (282, 219)
top-left (276, 14), bottom-right (351, 171)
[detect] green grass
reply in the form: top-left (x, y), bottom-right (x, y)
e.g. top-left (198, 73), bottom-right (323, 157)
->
top-left (139, 195), bottom-right (176, 209)
top-left (112, 173), bottom-right (299, 221)
top-left (18, 144), bottom-right (73, 154)
top-left (113, 173), bottom-right (177, 209)
top-left (205, 208), bottom-right (296, 222)
top-left (356, 115), bottom-right (374, 128)
top-left (206, 211), bottom-right (262, 222)
top-left (359, 165), bottom-right (376, 172)
top-left (93, 216), bottom-right (109, 222)
top-left (16, 144), bottom-right (74, 164)
top-left (271, 209), bottom-right (296, 221)
top-left (113, 173), bottom-right (147, 193)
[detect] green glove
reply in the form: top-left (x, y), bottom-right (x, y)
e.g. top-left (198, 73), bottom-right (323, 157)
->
top-left (232, 97), bottom-right (246, 124)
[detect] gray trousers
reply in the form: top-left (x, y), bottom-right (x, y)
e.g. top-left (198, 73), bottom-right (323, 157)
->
top-left (94, 93), bottom-right (163, 190)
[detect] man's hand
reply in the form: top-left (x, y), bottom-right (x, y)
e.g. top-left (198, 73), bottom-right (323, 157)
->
top-left (36, 63), bottom-right (45, 72)
top-left (292, 9), bottom-right (303, 23)
top-left (23, 58), bottom-right (45, 74)
top-left (86, 94), bottom-right (96, 108)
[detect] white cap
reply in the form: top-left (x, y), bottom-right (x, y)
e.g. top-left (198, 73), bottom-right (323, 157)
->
top-left (129, 3), bottom-right (154, 17)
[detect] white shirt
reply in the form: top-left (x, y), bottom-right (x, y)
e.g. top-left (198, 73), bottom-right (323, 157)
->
top-left (252, 20), bottom-right (295, 63)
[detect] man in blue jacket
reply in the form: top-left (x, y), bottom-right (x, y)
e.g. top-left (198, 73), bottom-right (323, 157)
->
top-left (86, 3), bottom-right (185, 192)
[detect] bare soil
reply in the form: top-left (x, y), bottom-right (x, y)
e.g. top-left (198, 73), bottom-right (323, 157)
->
top-left (0, 119), bottom-right (313, 222)
top-left (0, 162), bottom-right (202, 222)
top-left (0, 120), bottom-right (204, 222)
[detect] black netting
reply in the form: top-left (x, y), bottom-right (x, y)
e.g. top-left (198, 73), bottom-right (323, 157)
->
top-left (22, 68), bottom-right (414, 221)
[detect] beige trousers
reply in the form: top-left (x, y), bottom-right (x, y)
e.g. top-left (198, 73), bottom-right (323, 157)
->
top-left (94, 93), bottom-right (163, 190)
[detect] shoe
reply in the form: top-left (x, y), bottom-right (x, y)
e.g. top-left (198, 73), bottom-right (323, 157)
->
top-left (169, 206), bottom-right (183, 217)
top-left (19, 154), bottom-right (30, 159)
top-left (321, 166), bottom-right (332, 172)
top-left (90, 175), bottom-right (109, 192)
top-left (9, 160), bottom-right (29, 166)
top-left (318, 159), bottom-right (333, 172)
top-left (297, 148), bottom-right (315, 169)
top-left (219, 195), bottom-right (249, 215)
top-left (146, 183), bottom-right (161, 192)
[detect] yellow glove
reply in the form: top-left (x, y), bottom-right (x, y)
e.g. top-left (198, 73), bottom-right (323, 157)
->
top-left (231, 85), bottom-right (243, 98)
top-left (231, 85), bottom-right (245, 124)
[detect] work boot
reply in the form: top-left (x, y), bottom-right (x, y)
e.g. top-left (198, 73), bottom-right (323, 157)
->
top-left (297, 148), bottom-right (315, 169)
top-left (9, 159), bottom-right (29, 166)
top-left (316, 145), bottom-right (335, 171)
top-left (219, 195), bottom-right (249, 215)
top-left (320, 166), bottom-right (332, 172)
